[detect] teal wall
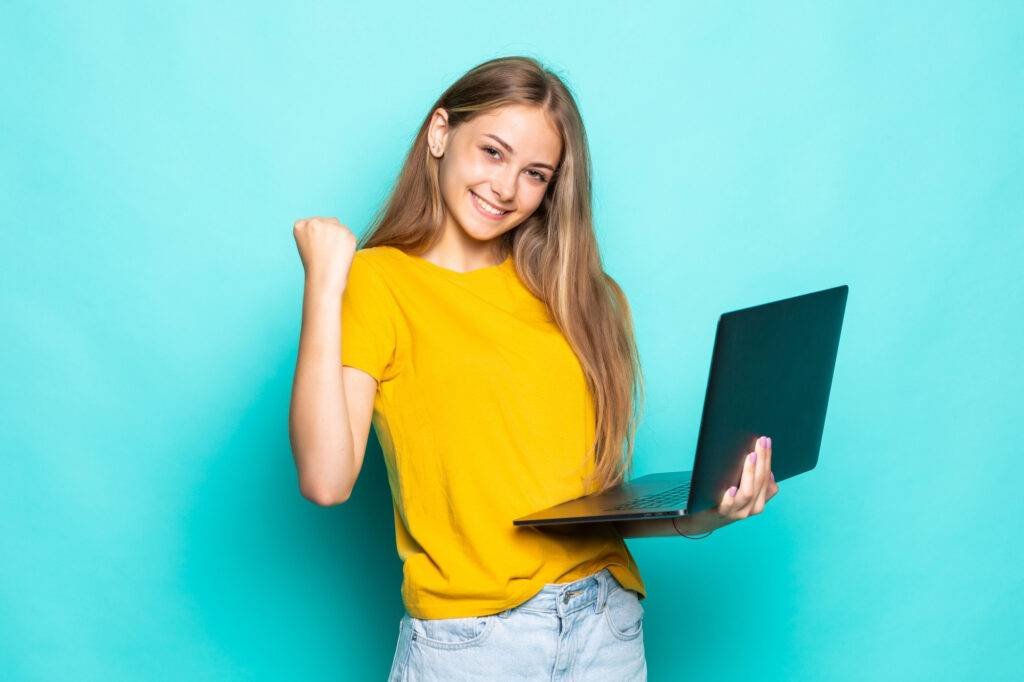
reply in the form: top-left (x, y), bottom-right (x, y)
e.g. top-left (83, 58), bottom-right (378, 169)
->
top-left (2, 2), bottom-right (1020, 680)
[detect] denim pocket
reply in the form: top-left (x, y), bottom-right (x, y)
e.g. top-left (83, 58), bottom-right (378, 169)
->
top-left (408, 613), bottom-right (499, 650)
top-left (603, 585), bottom-right (645, 641)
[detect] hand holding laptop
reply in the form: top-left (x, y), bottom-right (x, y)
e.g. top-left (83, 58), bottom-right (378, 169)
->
top-left (674, 435), bottom-right (780, 536)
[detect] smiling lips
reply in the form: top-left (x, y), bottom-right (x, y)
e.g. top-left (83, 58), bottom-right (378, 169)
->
top-left (471, 191), bottom-right (511, 219)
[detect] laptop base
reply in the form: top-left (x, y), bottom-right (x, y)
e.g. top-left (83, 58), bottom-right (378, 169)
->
top-left (512, 471), bottom-right (693, 527)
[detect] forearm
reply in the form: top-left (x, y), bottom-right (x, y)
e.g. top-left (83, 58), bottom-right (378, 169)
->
top-left (613, 511), bottom-right (727, 539)
top-left (288, 284), bottom-right (355, 504)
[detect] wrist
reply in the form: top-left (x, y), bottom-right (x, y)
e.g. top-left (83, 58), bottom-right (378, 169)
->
top-left (304, 273), bottom-right (346, 298)
top-left (670, 516), bottom-right (704, 538)
top-left (677, 510), bottom-right (726, 536)
top-left (304, 284), bottom-right (344, 307)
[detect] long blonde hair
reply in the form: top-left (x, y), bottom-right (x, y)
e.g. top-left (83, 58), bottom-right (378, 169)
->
top-left (358, 55), bottom-right (645, 495)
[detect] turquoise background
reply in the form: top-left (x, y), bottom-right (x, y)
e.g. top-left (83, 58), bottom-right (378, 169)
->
top-left (2, 2), bottom-right (1021, 680)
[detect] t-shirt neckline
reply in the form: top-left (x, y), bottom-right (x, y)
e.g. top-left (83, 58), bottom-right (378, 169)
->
top-left (389, 246), bottom-right (513, 278)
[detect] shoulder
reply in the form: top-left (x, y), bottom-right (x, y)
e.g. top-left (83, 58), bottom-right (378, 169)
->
top-left (349, 245), bottom-right (395, 275)
top-left (346, 247), bottom-right (402, 302)
top-left (352, 245), bottom-right (406, 275)
top-left (351, 245), bottom-right (391, 266)
top-left (354, 245), bottom-right (416, 289)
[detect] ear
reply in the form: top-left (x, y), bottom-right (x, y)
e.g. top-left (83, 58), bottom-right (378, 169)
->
top-left (428, 107), bottom-right (450, 157)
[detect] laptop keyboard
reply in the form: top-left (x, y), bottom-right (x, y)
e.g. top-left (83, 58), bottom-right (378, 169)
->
top-left (608, 481), bottom-right (691, 510)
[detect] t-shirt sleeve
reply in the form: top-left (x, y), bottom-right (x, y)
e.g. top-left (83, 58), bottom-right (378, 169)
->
top-left (340, 253), bottom-right (399, 382)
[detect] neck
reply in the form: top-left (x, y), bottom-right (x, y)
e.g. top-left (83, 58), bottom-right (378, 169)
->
top-left (420, 223), bottom-right (507, 272)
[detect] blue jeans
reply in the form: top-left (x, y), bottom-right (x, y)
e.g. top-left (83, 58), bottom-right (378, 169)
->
top-left (387, 567), bottom-right (647, 681)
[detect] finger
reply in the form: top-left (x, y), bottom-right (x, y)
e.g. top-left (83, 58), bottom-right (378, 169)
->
top-left (736, 448), bottom-right (757, 515)
top-left (752, 436), bottom-right (770, 513)
top-left (766, 437), bottom-right (779, 500)
top-left (766, 462), bottom-right (779, 502)
top-left (718, 484), bottom-right (739, 518)
top-left (749, 436), bottom-right (765, 509)
top-left (722, 483), bottom-right (739, 510)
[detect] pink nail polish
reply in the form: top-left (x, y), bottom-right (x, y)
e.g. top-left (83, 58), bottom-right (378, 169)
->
top-left (729, 486), bottom-right (737, 497)
top-left (767, 436), bottom-right (772, 448)
top-left (749, 451), bottom-right (757, 464)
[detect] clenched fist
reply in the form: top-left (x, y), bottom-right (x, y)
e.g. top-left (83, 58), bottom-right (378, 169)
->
top-left (292, 216), bottom-right (358, 295)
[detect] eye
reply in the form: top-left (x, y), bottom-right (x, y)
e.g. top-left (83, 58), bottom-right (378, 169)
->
top-left (481, 146), bottom-right (548, 183)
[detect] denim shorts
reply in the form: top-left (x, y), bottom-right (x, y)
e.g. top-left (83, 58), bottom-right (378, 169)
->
top-left (387, 567), bottom-right (646, 681)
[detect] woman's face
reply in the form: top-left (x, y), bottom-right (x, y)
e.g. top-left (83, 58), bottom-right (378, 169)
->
top-left (428, 104), bottom-right (562, 247)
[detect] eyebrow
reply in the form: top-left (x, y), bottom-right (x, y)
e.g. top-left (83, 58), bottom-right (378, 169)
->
top-left (484, 133), bottom-right (558, 173)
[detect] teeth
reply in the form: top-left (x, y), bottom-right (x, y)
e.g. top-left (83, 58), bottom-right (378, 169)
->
top-left (474, 192), bottom-right (508, 215)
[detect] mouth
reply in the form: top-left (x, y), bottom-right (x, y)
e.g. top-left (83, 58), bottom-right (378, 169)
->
top-left (470, 191), bottom-right (512, 220)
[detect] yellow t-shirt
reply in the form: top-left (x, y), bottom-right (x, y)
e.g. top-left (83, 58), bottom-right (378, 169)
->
top-left (340, 244), bottom-right (646, 619)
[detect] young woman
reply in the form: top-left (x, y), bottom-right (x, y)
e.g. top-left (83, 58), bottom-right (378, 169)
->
top-left (290, 56), bottom-right (779, 681)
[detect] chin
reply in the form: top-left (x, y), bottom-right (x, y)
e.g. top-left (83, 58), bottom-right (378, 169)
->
top-left (454, 214), bottom-right (506, 241)
top-left (459, 222), bottom-right (504, 242)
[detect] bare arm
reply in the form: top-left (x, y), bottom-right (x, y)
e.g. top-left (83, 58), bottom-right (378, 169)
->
top-left (288, 217), bottom-right (378, 506)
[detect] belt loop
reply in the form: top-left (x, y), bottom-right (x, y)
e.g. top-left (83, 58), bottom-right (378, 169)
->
top-left (596, 569), bottom-right (609, 614)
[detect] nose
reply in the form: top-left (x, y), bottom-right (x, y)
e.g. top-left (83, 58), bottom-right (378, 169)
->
top-left (489, 168), bottom-right (518, 205)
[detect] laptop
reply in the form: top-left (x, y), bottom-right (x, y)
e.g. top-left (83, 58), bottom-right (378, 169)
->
top-left (513, 284), bottom-right (849, 527)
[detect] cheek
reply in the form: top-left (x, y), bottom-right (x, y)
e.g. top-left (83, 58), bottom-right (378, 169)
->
top-left (522, 186), bottom-right (548, 212)
top-left (437, 161), bottom-right (467, 201)
top-left (441, 156), bottom-right (486, 191)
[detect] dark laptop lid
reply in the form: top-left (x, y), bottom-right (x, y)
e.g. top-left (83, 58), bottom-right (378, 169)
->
top-left (685, 284), bottom-right (849, 515)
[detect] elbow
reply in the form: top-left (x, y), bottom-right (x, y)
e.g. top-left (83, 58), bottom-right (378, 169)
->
top-left (299, 479), bottom-right (352, 507)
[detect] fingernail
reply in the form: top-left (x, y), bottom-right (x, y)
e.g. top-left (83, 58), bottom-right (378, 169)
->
top-left (749, 451), bottom-right (757, 464)
top-left (770, 471), bottom-right (775, 481)
top-left (767, 436), bottom-right (772, 448)
top-left (758, 436), bottom-right (765, 448)
top-left (728, 486), bottom-right (737, 497)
